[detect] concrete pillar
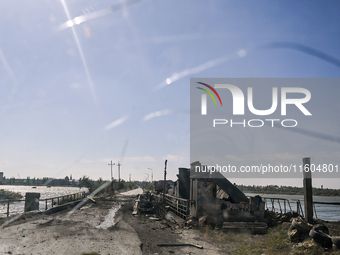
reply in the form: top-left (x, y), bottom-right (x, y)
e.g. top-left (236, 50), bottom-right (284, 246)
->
top-left (303, 157), bottom-right (313, 223)
top-left (25, 192), bottom-right (40, 212)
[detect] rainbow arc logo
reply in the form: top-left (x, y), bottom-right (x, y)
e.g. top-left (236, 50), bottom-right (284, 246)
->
top-left (196, 82), bottom-right (222, 106)
top-left (196, 82), bottom-right (222, 115)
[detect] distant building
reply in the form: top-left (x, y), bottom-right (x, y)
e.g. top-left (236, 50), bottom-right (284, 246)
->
top-left (0, 172), bottom-right (3, 181)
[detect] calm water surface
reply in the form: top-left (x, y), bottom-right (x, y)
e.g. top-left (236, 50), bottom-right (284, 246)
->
top-left (0, 185), bottom-right (88, 217)
top-left (246, 193), bottom-right (340, 222)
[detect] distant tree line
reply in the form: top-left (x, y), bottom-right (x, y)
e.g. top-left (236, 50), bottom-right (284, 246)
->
top-left (237, 185), bottom-right (340, 197)
top-left (78, 176), bottom-right (138, 195)
top-left (2, 176), bottom-right (77, 186)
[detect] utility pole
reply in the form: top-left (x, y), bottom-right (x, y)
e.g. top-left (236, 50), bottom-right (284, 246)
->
top-left (108, 160), bottom-right (115, 181)
top-left (163, 159), bottom-right (167, 204)
top-left (117, 161), bottom-right (122, 185)
top-left (108, 160), bottom-right (115, 191)
top-left (148, 168), bottom-right (153, 183)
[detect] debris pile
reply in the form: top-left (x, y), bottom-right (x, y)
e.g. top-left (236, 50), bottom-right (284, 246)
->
top-left (288, 216), bottom-right (340, 250)
top-left (137, 192), bottom-right (154, 213)
top-left (264, 211), bottom-right (300, 227)
top-left (132, 191), bottom-right (165, 218)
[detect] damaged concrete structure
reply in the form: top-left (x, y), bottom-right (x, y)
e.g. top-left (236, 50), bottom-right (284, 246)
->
top-left (173, 161), bottom-right (265, 228)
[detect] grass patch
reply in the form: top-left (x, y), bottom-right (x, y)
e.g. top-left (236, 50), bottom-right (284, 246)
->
top-left (200, 223), bottom-right (340, 254)
top-left (200, 224), bottom-right (292, 255)
top-left (231, 226), bottom-right (291, 255)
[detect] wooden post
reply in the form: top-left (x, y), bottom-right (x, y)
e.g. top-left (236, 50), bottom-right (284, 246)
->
top-left (7, 200), bottom-right (9, 217)
top-left (186, 199), bottom-right (189, 218)
top-left (303, 157), bottom-right (313, 223)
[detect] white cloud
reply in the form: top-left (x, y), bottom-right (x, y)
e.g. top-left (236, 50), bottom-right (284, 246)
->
top-left (142, 109), bottom-right (173, 122)
top-left (104, 115), bottom-right (129, 130)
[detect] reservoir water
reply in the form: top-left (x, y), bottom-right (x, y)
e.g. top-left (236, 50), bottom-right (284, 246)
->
top-left (0, 185), bottom-right (88, 217)
top-left (246, 193), bottom-right (340, 222)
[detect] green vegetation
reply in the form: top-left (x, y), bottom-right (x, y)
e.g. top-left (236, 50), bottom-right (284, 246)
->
top-left (141, 182), bottom-right (154, 191)
top-left (238, 185), bottom-right (340, 197)
top-left (0, 189), bottom-right (23, 200)
top-left (1, 176), bottom-right (78, 186)
top-left (201, 224), bottom-right (340, 255)
top-left (202, 226), bottom-right (292, 255)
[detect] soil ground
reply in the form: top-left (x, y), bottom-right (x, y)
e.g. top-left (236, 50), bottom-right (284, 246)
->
top-left (121, 199), bottom-right (228, 255)
top-left (0, 189), bottom-right (226, 255)
top-left (1, 189), bottom-right (340, 255)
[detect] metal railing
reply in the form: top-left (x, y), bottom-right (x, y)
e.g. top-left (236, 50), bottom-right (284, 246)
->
top-left (263, 198), bottom-right (340, 221)
top-left (0, 191), bottom-right (87, 217)
top-left (41, 192), bottom-right (87, 211)
top-left (312, 201), bottom-right (340, 220)
top-left (162, 194), bottom-right (190, 219)
top-left (262, 197), bottom-right (304, 217)
top-left (155, 194), bottom-right (340, 221)
top-left (0, 199), bottom-right (25, 217)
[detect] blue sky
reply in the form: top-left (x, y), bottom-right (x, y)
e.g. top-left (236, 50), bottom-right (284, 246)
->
top-left (0, 1), bottom-right (339, 188)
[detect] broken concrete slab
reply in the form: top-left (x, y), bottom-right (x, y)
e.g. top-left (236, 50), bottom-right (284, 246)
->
top-left (210, 172), bottom-right (249, 203)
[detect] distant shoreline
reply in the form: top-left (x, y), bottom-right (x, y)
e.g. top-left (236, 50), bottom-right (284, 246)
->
top-left (0, 183), bottom-right (78, 188)
top-left (238, 185), bottom-right (340, 197)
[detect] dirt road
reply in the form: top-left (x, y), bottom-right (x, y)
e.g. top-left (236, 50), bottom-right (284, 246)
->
top-left (0, 188), bottom-right (226, 255)
top-left (0, 189), bottom-right (144, 255)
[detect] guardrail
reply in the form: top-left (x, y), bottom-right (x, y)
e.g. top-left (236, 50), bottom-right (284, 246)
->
top-left (0, 191), bottom-right (87, 217)
top-left (312, 201), bottom-right (340, 220)
top-left (0, 199), bottom-right (25, 217)
top-left (41, 192), bottom-right (87, 211)
top-left (156, 194), bottom-right (339, 221)
top-left (162, 194), bottom-right (190, 219)
top-left (159, 195), bottom-right (301, 220)
top-left (263, 197), bottom-right (340, 220)
top-left (262, 197), bottom-right (304, 217)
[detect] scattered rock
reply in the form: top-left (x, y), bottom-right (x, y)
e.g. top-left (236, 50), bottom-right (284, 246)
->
top-left (198, 216), bottom-right (208, 226)
top-left (149, 217), bottom-right (161, 221)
